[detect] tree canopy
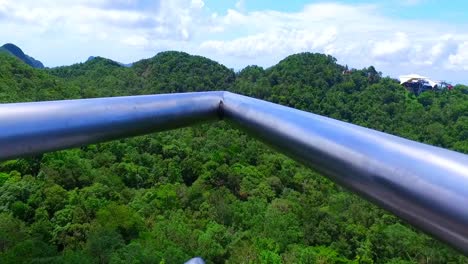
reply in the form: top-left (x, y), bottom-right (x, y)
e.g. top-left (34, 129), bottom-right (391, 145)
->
top-left (0, 50), bottom-right (467, 263)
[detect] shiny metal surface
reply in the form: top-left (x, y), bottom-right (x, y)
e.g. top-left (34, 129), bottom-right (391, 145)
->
top-left (0, 92), bottom-right (223, 160)
top-left (222, 92), bottom-right (468, 254)
top-left (1, 91), bottom-right (468, 254)
top-left (184, 257), bottom-right (205, 264)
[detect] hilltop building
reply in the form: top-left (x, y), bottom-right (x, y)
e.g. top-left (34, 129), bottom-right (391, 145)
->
top-left (399, 74), bottom-right (453, 95)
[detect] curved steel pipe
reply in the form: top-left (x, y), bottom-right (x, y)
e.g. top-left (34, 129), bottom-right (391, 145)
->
top-left (222, 92), bottom-right (468, 254)
top-left (1, 91), bottom-right (468, 254)
top-left (0, 92), bottom-right (223, 159)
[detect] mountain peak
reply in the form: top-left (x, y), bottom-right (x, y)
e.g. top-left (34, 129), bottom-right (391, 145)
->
top-left (0, 43), bottom-right (44, 69)
top-left (86, 56), bottom-right (97, 62)
top-left (86, 55), bottom-right (132, 67)
top-left (2, 43), bottom-right (25, 57)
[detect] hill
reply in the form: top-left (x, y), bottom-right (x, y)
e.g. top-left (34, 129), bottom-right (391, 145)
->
top-left (0, 53), bottom-right (76, 102)
top-left (48, 56), bottom-right (137, 98)
top-left (132, 51), bottom-right (235, 94)
top-left (0, 43), bottom-right (44, 69)
top-left (48, 51), bottom-right (236, 97)
top-left (0, 51), bottom-right (468, 263)
top-left (87, 56), bottom-right (133, 67)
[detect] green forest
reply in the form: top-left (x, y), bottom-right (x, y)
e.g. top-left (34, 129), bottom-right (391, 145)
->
top-left (0, 51), bottom-right (468, 263)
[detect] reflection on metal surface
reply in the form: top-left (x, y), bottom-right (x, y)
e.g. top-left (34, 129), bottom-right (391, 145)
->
top-left (0, 92), bottom-right (223, 159)
top-left (184, 257), bottom-right (205, 264)
top-left (1, 91), bottom-right (468, 254)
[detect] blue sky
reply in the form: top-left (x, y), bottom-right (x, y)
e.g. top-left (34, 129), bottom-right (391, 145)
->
top-left (207, 0), bottom-right (468, 19)
top-left (1, 0), bottom-right (468, 83)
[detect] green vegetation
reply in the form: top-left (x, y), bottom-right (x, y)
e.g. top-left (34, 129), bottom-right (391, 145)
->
top-left (0, 50), bottom-right (467, 263)
top-left (0, 44), bottom-right (44, 69)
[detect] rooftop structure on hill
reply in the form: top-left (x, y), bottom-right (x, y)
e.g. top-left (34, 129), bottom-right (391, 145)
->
top-left (399, 74), bottom-right (453, 95)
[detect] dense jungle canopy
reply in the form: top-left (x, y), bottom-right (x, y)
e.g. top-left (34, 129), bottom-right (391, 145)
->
top-left (1, 50), bottom-right (468, 263)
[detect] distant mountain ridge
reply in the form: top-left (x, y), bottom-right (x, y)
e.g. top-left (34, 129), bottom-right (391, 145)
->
top-left (87, 55), bottom-right (133, 67)
top-left (0, 43), bottom-right (44, 69)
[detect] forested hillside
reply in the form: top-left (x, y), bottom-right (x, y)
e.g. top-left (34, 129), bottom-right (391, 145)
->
top-left (0, 44), bottom-right (44, 69)
top-left (1, 50), bottom-right (468, 263)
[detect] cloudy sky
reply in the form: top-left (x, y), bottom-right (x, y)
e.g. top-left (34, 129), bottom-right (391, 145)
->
top-left (1, 0), bottom-right (468, 83)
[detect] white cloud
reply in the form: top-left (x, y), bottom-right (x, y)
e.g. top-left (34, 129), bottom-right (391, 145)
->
top-left (0, 1), bottom-right (467, 82)
top-left (0, 0), bottom-right (7, 11)
top-left (201, 27), bottom-right (337, 58)
top-left (198, 2), bottom-right (468, 82)
top-left (0, 0), bottom-right (214, 66)
top-left (449, 42), bottom-right (468, 70)
top-left (191, 0), bottom-right (204, 9)
top-left (235, 0), bottom-right (245, 11)
top-left (371, 32), bottom-right (410, 60)
top-left (121, 35), bottom-right (150, 47)
top-left (427, 36), bottom-right (459, 65)
top-left (0, 0), bottom-right (208, 42)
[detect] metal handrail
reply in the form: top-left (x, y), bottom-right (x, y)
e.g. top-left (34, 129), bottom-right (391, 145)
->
top-left (2, 91), bottom-right (468, 254)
